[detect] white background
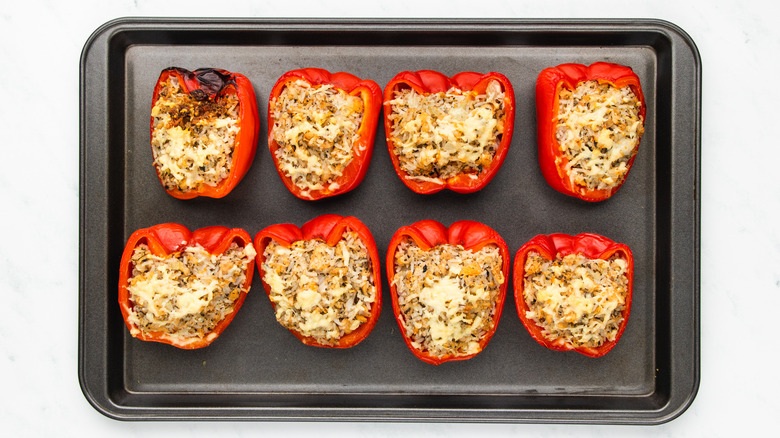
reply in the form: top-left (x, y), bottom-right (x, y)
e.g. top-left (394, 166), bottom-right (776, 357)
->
top-left (2, 0), bottom-right (779, 436)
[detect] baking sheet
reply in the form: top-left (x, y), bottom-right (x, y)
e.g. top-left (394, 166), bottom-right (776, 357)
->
top-left (79, 18), bottom-right (700, 423)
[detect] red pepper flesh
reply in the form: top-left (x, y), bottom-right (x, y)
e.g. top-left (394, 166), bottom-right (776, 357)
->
top-left (118, 223), bottom-right (256, 349)
top-left (386, 220), bottom-right (510, 365)
top-left (383, 70), bottom-right (516, 194)
top-left (267, 68), bottom-right (382, 200)
top-left (513, 233), bottom-right (633, 357)
top-left (536, 62), bottom-right (646, 201)
top-left (254, 215), bottom-right (382, 348)
top-left (150, 67), bottom-right (260, 199)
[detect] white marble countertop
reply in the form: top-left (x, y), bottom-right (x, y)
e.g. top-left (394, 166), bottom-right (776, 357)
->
top-left (3, 0), bottom-right (778, 436)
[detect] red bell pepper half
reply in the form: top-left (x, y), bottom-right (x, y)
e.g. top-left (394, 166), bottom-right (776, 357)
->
top-left (536, 62), bottom-right (646, 201)
top-left (254, 215), bottom-right (382, 348)
top-left (513, 233), bottom-right (633, 357)
top-left (383, 70), bottom-right (515, 194)
top-left (386, 220), bottom-right (510, 365)
top-left (150, 67), bottom-right (260, 199)
top-left (267, 68), bottom-right (382, 200)
top-left (118, 223), bottom-right (256, 349)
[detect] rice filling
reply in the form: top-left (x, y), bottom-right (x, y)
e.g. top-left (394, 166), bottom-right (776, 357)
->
top-left (261, 232), bottom-right (376, 345)
top-left (126, 242), bottom-right (256, 340)
top-left (523, 252), bottom-right (628, 348)
top-left (151, 75), bottom-right (240, 192)
top-left (270, 80), bottom-right (364, 193)
top-left (556, 80), bottom-right (644, 191)
top-left (386, 80), bottom-right (506, 181)
top-left (392, 239), bottom-right (505, 358)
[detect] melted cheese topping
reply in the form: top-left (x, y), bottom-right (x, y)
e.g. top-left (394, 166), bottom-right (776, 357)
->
top-left (556, 81), bottom-right (644, 191)
top-left (392, 240), bottom-right (504, 358)
top-left (386, 80), bottom-right (506, 181)
top-left (270, 80), bottom-right (364, 194)
top-left (151, 76), bottom-right (240, 192)
top-left (261, 232), bottom-right (376, 345)
top-left (125, 243), bottom-right (256, 344)
top-left (523, 252), bottom-right (628, 348)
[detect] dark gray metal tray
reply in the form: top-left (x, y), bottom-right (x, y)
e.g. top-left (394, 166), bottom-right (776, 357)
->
top-left (79, 18), bottom-right (700, 424)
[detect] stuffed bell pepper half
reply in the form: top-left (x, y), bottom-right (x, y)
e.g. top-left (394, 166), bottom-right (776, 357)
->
top-left (254, 215), bottom-right (382, 348)
top-left (118, 223), bottom-right (256, 349)
top-left (383, 70), bottom-right (515, 194)
top-left (536, 62), bottom-right (645, 201)
top-left (150, 67), bottom-right (260, 199)
top-left (513, 233), bottom-right (633, 357)
top-left (267, 68), bottom-right (382, 200)
top-left (386, 220), bottom-right (509, 364)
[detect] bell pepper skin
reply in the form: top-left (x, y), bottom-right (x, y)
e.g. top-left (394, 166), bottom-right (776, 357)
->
top-left (383, 70), bottom-right (516, 194)
top-left (513, 233), bottom-right (633, 357)
top-left (536, 62), bottom-right (646, 202)
top-left (150, 67), bottom-right (260, 199)
top-left (254, 215), bottom-right (382, 348)
top-left (118, 223), bottom-right (255, 349)
top-left (386, 220), bottom-right (510, 365)
top-left (267, 68), bottom-right (382, 200)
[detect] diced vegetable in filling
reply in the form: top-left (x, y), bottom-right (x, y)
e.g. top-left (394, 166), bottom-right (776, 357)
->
top-left (556, 80), bottom-right (644, 191)
top-left (261, 232), bottom-right (376, 345)
top-left (523, 252), bottom-right (628, 348)
top-left (270, 80), bottom-right (364, 194)
top-left (126, 242), bottom-right (256, 341)
top-left (151, 75), bottom-right (240, 192)
top-left (386, 80), bottom-right (506, 182)
top-left (392, 239), bottom-right (505, 358)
